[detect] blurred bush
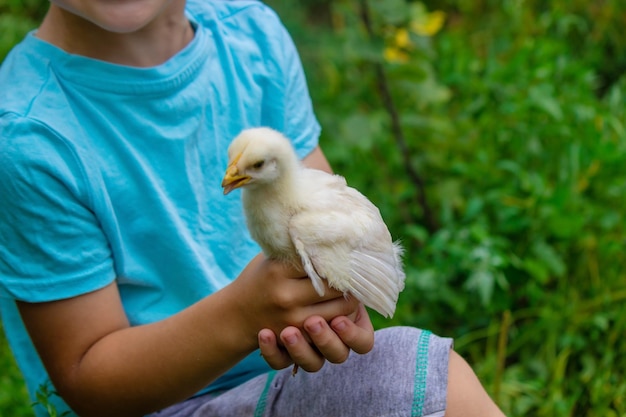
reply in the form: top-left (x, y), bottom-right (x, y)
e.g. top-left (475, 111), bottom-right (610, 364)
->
top-left (0, 0), bottom-right (46, 60)
top-left (267, 0), bottom-right (626, 415)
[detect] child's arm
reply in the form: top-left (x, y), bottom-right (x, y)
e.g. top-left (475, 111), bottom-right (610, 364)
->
top-left (17, 253), bottom-right (361, 417)
top-left (302, 145), bottom-right (334, 174)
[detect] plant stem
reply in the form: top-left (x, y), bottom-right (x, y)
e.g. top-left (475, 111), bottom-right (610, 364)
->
top-left (356, 0), bottom-right (438, 234)
top-left (494, 309), bottom-right (511, 404)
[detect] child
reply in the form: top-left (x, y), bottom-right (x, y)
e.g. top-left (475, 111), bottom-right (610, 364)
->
top-left (0, 1), bottom-right (505, 416)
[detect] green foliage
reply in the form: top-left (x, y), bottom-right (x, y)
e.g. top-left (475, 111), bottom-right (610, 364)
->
top-left (0, 0), bottom-right (47, 61)
top-left (1, 0), bottom-right (625, 416)
top-left (0, 322), bottom-right (32, 416)
top-left (32, 381), bottom-right (70, 417)
top-left (268, 0), bottom-right (626, 415)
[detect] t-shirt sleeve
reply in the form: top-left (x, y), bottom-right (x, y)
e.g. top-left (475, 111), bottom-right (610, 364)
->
top-left (0, 114), bottom-right (116, 302)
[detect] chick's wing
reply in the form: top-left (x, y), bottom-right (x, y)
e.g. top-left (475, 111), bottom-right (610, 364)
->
top-left (288, 169), bottom-right (404, 317)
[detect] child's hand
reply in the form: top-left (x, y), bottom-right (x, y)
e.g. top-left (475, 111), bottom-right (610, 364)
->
top-left (232, 256), bottom-right (374, 372)
top-left (228, 254), bottom-right (374, 371)
top-left (258, 303), bottom-right (374, 372)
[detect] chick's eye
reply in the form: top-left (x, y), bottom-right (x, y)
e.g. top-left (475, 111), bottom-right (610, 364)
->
top-left (252, 160), bottom-right (265, 169)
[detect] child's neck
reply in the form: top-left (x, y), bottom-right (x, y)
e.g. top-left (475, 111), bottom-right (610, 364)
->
top-left (36, 3), bottom-right (194, 68)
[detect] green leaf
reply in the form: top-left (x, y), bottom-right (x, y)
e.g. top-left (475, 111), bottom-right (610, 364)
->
top-left (528, 84), bottom-right (564, 120)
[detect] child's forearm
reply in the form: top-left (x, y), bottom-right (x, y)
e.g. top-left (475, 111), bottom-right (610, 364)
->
top-left (18, 281), bottom-right (255, 417)
top-left (18, 252), bottom-right (365, 416)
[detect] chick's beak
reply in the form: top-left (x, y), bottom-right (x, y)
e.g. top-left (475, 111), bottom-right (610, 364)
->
top-left (221, 158), bottom-right (251, 195)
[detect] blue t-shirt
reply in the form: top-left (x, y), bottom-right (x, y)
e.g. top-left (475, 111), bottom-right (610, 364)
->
top-left (0, 1), bottom-right (320, 415)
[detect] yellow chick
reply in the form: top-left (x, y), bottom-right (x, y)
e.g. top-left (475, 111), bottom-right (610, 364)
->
top-left (221, 128), bottom-right (405, 318)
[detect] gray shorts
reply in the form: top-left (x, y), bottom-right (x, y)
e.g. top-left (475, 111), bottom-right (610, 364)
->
top-left (151, 327), bottom-right (452, 417)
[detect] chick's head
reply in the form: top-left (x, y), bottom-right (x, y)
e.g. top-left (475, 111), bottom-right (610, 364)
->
top-left (221, 127), bottom-right (299, 195)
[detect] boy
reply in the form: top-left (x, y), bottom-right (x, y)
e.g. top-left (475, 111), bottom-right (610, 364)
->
top-left (0, 1), bottom-right (505, 416)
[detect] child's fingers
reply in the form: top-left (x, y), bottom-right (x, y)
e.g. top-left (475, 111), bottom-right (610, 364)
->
top-left (331, 304), bottom-right (375, 355)
top-left (279, 326), bottom-right (325, 373)
top-left (304, 316), bottom-right (350, 364)
top-left (258, 329), bottom-right (292, 370)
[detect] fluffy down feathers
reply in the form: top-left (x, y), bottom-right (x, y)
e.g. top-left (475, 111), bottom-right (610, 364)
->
top-left (221, 127), bottom-right (405, 318)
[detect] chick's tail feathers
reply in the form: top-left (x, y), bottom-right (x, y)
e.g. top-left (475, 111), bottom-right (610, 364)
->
top-left (348, 244), bottom-right (405, 318)
top-left (295, 237), bottom-right (405, 318)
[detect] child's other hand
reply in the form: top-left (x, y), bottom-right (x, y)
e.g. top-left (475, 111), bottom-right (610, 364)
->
top-left (257, 303), bottom-right (374, 372)
top-left (228, 254), bottom-right (375, 370)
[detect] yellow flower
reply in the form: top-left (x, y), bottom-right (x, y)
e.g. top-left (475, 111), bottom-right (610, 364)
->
top-left (384, 28), bottom-right (412, 63)
top-left (393, 28), bottom-right (411, 49)
top-left (384, 46), bottom-right (410, 63)
top-left (411, 10), bottom-right (446, 36)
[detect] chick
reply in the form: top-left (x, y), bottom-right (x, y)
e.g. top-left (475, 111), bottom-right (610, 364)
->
top-left (221, 127), bottom-right (405, 318)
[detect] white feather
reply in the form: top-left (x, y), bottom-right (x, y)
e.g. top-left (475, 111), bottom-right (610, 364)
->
top-left (223, 127), bottom-right (406, 318)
